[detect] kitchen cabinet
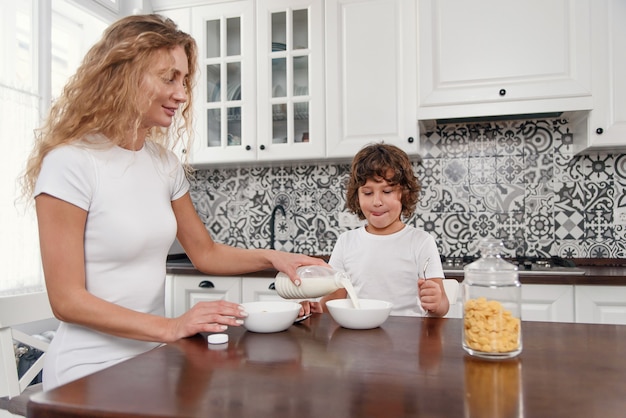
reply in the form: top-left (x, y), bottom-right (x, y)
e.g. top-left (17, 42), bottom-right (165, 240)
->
top-left (416, 0), bottom-right (593, 122)
top-left (159, 0), bottom-right (417, 165)
top-left (190, 1), bottom-right (257, 164)
top-left (161, 0), bottom-right (325, 166)
top-left (572, 0), bottom-right (626, 153)
top-left (241, 277), bottom-right (283, 302)
top-left (256, 0), bottom-right (326, 161)
top-left (167, 275), bottom-right (284, 317)
top-left (325, 0), bottom-right (419, 158)
top-left (167, 274), bottom-right (626, 324)
top-left (521, 284), bottom-right (575, 323)
top-left (167, 274), bottom-right (242, 317)
top-left (575, 285), bottom-right (626, 325)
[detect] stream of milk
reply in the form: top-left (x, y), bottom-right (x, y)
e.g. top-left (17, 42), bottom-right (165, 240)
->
top-left (339, 277), bottom-right (361, 309)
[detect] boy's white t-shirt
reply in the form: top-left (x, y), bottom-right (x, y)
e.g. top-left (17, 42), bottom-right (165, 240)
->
top-left (34, 137), bottom-right (189, 390)
top-left (329, 225), bottom-right (444, 316)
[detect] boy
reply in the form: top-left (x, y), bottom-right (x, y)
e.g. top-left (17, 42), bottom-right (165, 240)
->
top-left (320, 143), bottom-right (449, 316)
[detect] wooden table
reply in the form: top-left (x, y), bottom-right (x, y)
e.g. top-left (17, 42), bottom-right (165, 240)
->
top-left (28, 314), bottom-right (626, 417)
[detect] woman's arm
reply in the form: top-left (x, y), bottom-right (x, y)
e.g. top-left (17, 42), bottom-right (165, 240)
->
top-left (36, 193), bottom-right (245, 343)
top-left (172, 193), bottom-right (327, 283)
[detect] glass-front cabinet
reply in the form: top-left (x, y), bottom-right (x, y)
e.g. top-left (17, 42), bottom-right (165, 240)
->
top-left (192, 1), bottom-right (256, 164)
top-left (256, 0), bottom-right (325, 161)
top-left (189, 0), bottom-right (324, 166)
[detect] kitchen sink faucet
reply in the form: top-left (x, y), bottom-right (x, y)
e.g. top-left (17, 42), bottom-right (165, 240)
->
top-left (269, 204), bottom-right (286, 250)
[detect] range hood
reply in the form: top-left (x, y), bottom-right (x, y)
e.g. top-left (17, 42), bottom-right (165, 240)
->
top-left (434, 111), bottom-right (564, 125)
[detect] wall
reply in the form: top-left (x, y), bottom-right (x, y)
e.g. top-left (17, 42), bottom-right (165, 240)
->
top-left (189, 117), bottom-right (626, 258)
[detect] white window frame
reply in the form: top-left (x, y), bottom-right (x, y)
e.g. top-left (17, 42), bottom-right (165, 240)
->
top-left (0, 0), bottom-right (134, 295)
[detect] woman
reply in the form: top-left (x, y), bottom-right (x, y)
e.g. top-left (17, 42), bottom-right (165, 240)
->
top-left (21, 14), bottom-right (324, 390)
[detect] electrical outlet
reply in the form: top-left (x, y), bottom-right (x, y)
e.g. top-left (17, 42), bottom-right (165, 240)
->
top-left (338, 212), bottom-right (364, 228)
top-left (615, 208), bottom-right (626, 225)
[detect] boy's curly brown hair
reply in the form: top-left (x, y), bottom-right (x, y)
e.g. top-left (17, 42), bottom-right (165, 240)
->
top-left (346, 142), bottom-right (421, 220)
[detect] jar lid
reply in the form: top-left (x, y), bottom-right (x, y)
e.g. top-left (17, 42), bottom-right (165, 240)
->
top-left (464, 239), bottom-right (519, 284)
top-left (208, 333), bottom-right (229, 345)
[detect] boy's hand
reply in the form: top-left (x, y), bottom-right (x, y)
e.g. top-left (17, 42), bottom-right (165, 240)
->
top-left (418, 279), bottom-right (443, 314)
top-left (299, 300), bottom-right (323, 316)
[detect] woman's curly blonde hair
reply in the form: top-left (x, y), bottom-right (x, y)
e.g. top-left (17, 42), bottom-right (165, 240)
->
top-left (346, 142), bottom-right (421, 220)
top-left (21, 14), bottom-right (197, 199)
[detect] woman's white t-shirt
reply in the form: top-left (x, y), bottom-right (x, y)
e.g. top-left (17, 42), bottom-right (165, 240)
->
top-left (329, 225), bottom-right (444, 316)
top-left (34, 137), bottom-right (189, 390)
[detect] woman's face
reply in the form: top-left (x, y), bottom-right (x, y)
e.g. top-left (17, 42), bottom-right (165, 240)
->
top-left (140, 45), bottom-right (189, 130)
top-left (358, 174), bottom-right (404, 235)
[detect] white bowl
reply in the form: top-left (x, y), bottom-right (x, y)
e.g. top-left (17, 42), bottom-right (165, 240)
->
top-left (326, 299), bottom-right (393, 330)
top-left (241, 301), bottom-right (301, 333)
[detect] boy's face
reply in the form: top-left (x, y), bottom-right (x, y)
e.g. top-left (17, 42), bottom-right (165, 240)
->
top-left (358, 174), bottom-right (404, 235)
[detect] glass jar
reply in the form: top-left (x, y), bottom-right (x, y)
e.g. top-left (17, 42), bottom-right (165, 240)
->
top-left (462, 239), bottom-right (522, 359)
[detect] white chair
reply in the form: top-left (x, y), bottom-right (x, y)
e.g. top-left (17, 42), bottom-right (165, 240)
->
top-left (419, 279), bottom-right (461, 317)
top-left (442, 279), bottom-right (460, 305)
top-left (0, 292), bottom-right (55, 417)
top-left (442, 279), bottom-right (461, 318)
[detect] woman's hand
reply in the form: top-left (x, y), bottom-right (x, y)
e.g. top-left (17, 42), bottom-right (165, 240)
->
top-left (167, 300), bottom-right (248, 342)
top-left (268, 251), bottom-right (328, 285)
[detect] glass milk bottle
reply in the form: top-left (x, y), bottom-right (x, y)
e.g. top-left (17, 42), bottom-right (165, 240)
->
top-left (462, 239), bottom-right (522, 359)
top-left (275, 265), bottom-right (349, 299)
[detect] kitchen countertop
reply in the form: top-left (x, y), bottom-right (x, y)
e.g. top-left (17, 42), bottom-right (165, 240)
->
top-left (28, 314), bottom-right (626, 417)
top-left (166, 256), bottom-right (626, 285)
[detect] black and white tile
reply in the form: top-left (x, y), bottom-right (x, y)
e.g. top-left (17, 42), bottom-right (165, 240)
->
top-left (190, 118), bottom-right (626, 258)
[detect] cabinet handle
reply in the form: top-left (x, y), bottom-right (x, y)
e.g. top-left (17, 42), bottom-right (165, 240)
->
top-left (198, 280), bottom-right (215, 289)
top-left (245, 145), bottom-right (251, 150)
top-left (407, 137), bottom-right (414, 143)
top-left (259, 145), bottom-right (266, 150)
top-left (269, 282), bottom-right (276, 291)
top-left (596, 128), bottom-right (604, 135)
top-left (499, 89), bottom-right (506, 96)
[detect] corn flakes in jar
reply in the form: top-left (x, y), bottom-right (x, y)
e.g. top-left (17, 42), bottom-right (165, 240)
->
top-left (462, 239), bottom-right (522, 359)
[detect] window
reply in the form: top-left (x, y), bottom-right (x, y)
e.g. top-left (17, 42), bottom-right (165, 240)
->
top-left (94, 0), bottom-right (119, 13)
top-left (0, 0), bottom-right (110, 294)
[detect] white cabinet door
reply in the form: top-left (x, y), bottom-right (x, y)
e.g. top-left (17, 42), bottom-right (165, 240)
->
top-left (575, 286), bottom-right (626, 325)
top-left (185, 0), bottom-right (325, 165)
top-left (417, 0), bottom-right (593, 121)
top-left (191, 1), bottom-right (258, 165)
top-left (326, 0), bottom-right (419, 158)
top-left (256, 0), bottom-right (326, 161)
top-left (521, 284), bottom-right (575, 323)
top-left (572, 0), bottom-right (626, 153)
top-left (241, 277), bottom-right (284, 302)
top-left (170, 275), bottom-right (242, 317)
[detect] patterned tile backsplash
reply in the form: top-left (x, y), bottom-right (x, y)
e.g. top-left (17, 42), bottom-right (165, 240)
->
top-left (190, 118), bottom-right (626, 258)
